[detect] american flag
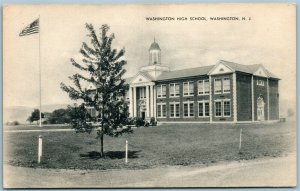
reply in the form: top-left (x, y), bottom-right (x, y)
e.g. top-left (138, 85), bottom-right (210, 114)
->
top-left (19, 19), bottom-right (39, 36)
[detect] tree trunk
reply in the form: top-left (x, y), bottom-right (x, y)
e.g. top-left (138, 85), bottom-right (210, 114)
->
top-left (100, 132), bottom-right (104, 157)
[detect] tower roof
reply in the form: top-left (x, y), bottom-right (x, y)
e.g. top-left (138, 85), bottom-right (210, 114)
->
top-left (149, 39), bottom-right (161, 51)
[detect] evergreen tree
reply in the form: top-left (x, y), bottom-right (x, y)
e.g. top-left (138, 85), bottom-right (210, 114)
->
top-left (61, 24), bottom-right (132, 156)
top-left (27, 109), bottom-right (44, 124)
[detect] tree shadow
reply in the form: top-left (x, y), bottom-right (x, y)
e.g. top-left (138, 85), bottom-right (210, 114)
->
top-left (80, 150), bottom-right (141, 160)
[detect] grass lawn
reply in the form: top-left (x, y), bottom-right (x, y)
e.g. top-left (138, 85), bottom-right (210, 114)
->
top-left (3, 121), bottom-right (295, 170)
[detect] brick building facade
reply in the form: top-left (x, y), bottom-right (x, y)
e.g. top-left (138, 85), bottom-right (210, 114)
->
top-left (88, 40), bottom-right (280, 123)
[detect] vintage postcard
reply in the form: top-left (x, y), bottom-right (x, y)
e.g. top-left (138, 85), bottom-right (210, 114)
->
top-left (3, 4), bottom-right (296, 188)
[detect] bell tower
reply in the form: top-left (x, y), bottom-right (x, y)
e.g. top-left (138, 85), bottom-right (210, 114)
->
top-left (149, 38), bottom-right (161, 65)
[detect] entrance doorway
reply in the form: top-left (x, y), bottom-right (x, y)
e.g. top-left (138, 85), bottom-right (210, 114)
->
top-left (257, 96), bottom-right (265, 121)
top-left (141, 112), bottom-right (145, 120)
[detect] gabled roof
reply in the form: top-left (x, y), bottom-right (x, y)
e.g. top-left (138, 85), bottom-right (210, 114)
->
top-left (124, 60), bottom-right (279, 83)
top-left (156, 65), bottom-right (214, 81)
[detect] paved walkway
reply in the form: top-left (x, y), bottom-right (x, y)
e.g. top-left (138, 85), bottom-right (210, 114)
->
top-left (3, 154), bottom-right (296, 188)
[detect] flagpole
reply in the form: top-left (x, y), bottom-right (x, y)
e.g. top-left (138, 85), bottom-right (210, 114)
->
top-left (39, 15), bottom-right (42, 128)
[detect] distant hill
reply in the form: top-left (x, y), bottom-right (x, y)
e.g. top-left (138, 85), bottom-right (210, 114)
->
top-left (4, 104), bottom-right (69, 124)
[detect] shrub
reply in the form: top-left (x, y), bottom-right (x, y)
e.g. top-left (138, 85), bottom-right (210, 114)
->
top-left (135, 117), bottom-right (144, 127)
top-left (150, 117), bottom-right (157, 126)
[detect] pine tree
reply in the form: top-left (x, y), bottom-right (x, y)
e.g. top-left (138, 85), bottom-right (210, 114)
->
top-left (61, 24), bottom-right (132, 157)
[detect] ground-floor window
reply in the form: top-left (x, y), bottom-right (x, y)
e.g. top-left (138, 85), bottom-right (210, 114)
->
top-left (157, 103), bottom-right (167, 118)
top-left (170, 102), bottom-right (180, 118)
top-left (198, 101), bottom-right (210, 117)
top-left (183, 101), bottom-right (194, 117)
top-left (214, 100), bottom-right (231, 117)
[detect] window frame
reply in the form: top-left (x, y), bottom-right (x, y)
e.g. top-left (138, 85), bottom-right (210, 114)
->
top-left (198, 100), bottom-right (210, 117)
top-left (157, 84), bottom-right (167, 98)
top-left (257, 80), bottom-right (265, 86)
top-left (214, 99), bottom-right (231, 117)
top-left (169, 83), bottom-right (180, 97)
top-left (170, 102), bottom-right (180, 118)
top-left (222, 77), bottom-right (231, 94)
top-left (183, 81), bottom-right (194, 96)
top-left (157, 103), bottom-right (167, 118)
top-left (183, 101), bottom-right (195, 118)
top-left (198, 79), bottom-right (210, 95)
top-left (214, 79), bottom-right (222, 94)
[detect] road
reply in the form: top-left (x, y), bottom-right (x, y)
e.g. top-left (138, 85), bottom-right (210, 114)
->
top-left (3, 154), bottom-right (296, 188)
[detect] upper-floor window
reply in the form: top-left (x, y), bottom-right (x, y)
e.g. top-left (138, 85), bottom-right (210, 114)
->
top-left (169, 83), bottom-right (180, 97)
top-left (183, 81), bottom-right (194, 96)
top-left (157, 84), bottom-right (166, 98)
top-left (214, 79), bottom-right (222, 94)
top-left (223, 78), bottom-right (231, 93)
top-left (198, 79), bottom-right (210, 95)
top-left (257, 80), bottom-right (264, 86)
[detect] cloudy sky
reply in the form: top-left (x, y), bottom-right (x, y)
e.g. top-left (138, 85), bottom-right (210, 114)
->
top-left (4, 4), bottom-right (296, 113)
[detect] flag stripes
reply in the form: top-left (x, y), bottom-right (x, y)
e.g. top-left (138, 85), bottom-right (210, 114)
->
top-left (19, 19), bottom-right (39, 36)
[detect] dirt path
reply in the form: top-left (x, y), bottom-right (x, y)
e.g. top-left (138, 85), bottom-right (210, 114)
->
top-left (3, 154), bottom-right (296, 188)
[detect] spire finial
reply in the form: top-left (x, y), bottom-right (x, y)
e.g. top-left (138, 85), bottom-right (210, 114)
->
top-left (154, 37), bottom-right (156, 42)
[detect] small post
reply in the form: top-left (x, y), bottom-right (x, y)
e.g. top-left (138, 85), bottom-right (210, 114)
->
top-left (38, 135), bottom-right (43, 164)
top-left (125, 140), bottom-right (128, 164)
top-left (239, 128), bottom-right (242, 150)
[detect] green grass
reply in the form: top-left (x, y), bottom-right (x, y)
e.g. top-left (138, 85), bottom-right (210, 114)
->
top-left (3, 121), bottom-right (295, 170)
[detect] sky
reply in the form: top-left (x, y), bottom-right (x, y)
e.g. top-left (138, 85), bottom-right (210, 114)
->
top-left (3, 4), bottom-right (296, 114)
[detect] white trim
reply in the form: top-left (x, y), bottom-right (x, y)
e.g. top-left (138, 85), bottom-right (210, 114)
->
top-left (222, 77), bottom-right (231, 94)
top-left (159, 121), bottom-right (210, 124)
top-left (208, 62), bottom-right (235, 75)
top-left (129, 87), bottom-right (133, 117)
top-left (169, 102), bottom-right (180, 118)
top-left (169, 83), bottom-right (180, 97)
top-left (133, 87), bottom-right (137, 117)
top-left (153, 86), bottom-right (157, 118)
top-left (214, 99), bottom-right (231, 118)
top-left (146, 85), bottom-right (150, 117)
top-left (182, 101), bottom-right (195, 118)
top-left (156, 84), bottom-right (167, 98)
top-left (232, 73), bottom-right (237, 122)
top-left (183, 81), bottom-right (194, 97)
top-left (214, 78), bottom-right (222, 94)
top-left (157, 102), bottom-right (167, 118)
top-left (198, 79), bottom-right (210, 95)
top-left (150, 85), bottom-right (154, 117)
top-left (197, 100), bottom-right (210, 117)
top-left (251, 76), bottom-right (254, 122)
top-left (253, 66), bottom-right (269, 78)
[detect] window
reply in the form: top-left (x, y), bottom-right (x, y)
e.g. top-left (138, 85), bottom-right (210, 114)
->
top-left (214, 79), bottom-right (222, 94)
top-left (223, 101), bottom-right (231, 116)
top-left (198, 80), bottom-right (210, 95)
top-left (170, 103), bottom-right (180, 118)
top-left (183, 101), bottom-right (194, 117)
top-left (183, 81), bottom-right (194, 96)
top-left (214, 100), bottom-right (231, 117)
top-left (215, 101), bottom-right (222, 117)
top-left (157, 84), bottom-right (166, 98)
top-left (169, 83), bottom-right (180, 97)
top-left (198, 101), bottom-right (210, 117)
top-left (157, 103), bottom-right (167, 118)
top-left (223, 78), bottom-right (231, 93)
top-left (257, 80), bottom-right (264, 86)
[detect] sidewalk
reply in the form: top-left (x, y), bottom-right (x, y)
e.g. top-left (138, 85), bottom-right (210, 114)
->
top-left (3, 154), bottom-right (296, 188)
